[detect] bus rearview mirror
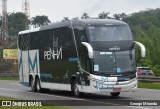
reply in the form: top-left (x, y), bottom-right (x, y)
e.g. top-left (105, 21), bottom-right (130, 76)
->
top-left (81, 42), bottom-right (93, 59)
top-left (134, 41), bottom-right (146, 58)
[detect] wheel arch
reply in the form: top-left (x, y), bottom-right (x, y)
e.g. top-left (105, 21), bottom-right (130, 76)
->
top-left (35, 74), bottom-right (40, 80)
top-left (71, 75), bottom-right (77, 91)
top-left (29, 73), bottom-right (40, 87)
top-left (29, 74), bottom-right (34, 87)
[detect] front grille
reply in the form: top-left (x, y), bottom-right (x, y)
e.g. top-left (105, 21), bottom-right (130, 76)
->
top-left (117, 73), bottom-right (136, 81)
top-left (93, 72), bottom-right (136, 82)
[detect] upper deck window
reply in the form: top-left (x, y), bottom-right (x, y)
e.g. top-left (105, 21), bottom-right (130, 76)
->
top-left (87, 25), bottom-right (132, 41)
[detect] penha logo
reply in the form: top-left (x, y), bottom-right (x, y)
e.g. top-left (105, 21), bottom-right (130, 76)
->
top-left (44, 36), bottom-right (62, 60)
top-left (109, 46), bottom-right (120, 51)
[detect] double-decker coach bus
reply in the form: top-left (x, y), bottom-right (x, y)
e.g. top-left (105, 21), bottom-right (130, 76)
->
top-left (18, 19), bottom-right (145, 97)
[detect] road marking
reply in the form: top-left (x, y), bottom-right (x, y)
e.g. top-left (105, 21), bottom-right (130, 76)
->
top-left (0, 87), bottom-right (151, 109)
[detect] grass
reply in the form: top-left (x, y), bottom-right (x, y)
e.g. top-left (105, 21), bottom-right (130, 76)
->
top-left (1, 106), bottom-right (72, 109)
top-left (0, 96), bottom-right (18, 100)
top-left (138, 82), bottom-right (160, 89)
top-left (0, 77), bottom-right (19, 81)
top-left (0, 96), bottom-right (73, 109)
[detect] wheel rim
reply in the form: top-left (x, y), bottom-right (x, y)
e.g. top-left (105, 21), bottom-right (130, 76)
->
top-left (37, 80), bottom-right (40, 91)
top-left (74, 84), bottom-right (79, 96)
top-left (31, 79), bottom-right (34, 90)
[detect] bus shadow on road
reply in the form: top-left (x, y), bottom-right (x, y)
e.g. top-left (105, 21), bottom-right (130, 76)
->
top-left (38, 90), bottom-right (130, 100)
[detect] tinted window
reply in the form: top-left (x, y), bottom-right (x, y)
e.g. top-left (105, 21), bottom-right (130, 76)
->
top-left (88, 25), bottom-right (132, 41)
top-left (74, 26), bottom-right (87, 45)
top-left (19, 27), bottom-right (74, 50)
top-left (19, 34), bottom-right (30, 50)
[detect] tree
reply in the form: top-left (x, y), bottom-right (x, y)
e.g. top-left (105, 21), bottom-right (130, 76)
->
top-left (98, 12), bottom-right (110, 19)
top-left (31, 15), bottom-right (51, 28)
top-left (62, 17), bottom-right (69, 22)
top-left (119, 13), bottom-right (127, 20)
top-left (123, 8), bottom-right (160, 76)
top-left (113, 14), bottom-right (121, 20)
top-left (113, 13), bottom-right (127, 20)
top-left (0, 12), bottom-right (26, 48)
top-left (8, 12), bottom-right (26, 36)
top-left (81, 13), bottom-right (90, 19)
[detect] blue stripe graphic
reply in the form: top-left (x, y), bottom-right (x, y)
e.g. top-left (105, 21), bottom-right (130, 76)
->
top-left (40, 73), bottom-right (52, 77)
top-left (68, 58), bottom-right (78, 62)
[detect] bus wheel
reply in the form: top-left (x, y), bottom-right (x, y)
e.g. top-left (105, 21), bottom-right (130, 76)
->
top-left (30, 77), bottom-right (36, 92)
top-left (110, 92), bottom-right (120, 97)
top-left (72, 80), bottom-right (82, 97)
top-left (35, 77), bottom-right (42, 93)
top-left (35, 77), bottom-right (49, 93)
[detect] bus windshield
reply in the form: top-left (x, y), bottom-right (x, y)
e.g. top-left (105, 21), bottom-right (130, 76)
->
top-left (93, 50), bottom-right (135, 73)
top-left (88, 25), bottom-right (132, 41)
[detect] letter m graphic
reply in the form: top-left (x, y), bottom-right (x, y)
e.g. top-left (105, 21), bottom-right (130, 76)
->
top-left (28, 51), bottom-right (38, 74)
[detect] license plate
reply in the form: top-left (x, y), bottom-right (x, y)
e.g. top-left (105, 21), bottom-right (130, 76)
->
top-left (113, 88), bottom-right (121, 91)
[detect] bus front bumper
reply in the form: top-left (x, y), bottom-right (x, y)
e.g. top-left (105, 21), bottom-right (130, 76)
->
top-left (79, 78), bottom-right (137, 94)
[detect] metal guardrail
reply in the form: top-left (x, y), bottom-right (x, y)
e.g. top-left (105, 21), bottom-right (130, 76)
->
top-left (0, 72), bottom-right (19, 77)
top-left (138, 76), bottom-right (160, 82)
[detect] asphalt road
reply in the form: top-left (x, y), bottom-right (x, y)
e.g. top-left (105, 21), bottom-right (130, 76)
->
top-left (0, 80), bottom-right (160, 109)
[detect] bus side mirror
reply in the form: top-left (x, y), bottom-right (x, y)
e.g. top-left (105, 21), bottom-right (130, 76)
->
top-left (134, 41), bottom-right (146, 58)
top-left (81, 42), bottom-right (93, 59)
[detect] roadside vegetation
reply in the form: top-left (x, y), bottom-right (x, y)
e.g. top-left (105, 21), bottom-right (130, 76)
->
top-left (123, 9), bottom-right (160, 76)
top-left (0, 77), bottom-right (19, 81)
top-left (1, 106), bottom-right (72, 109)
top-left (138, 82), bottom-right (160, 89)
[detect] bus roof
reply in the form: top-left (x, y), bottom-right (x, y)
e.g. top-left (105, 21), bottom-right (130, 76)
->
top-left (19, 19), bottom-right (128, 35)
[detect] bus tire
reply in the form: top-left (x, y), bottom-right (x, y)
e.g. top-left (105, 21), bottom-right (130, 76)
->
top-left (30, 77), bottom-right (36, 92)
top-left (35, 77), bottom-right (49, 93)
top-left (35, 77), bottom-right (42, 92)
top-left (110, 92), bottom-right (120, 97)
top-left (72, 80), bottom-right (83, 97)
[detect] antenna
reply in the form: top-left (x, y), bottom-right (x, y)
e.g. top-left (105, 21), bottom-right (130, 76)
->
top-left (1, 0), bottom-right (8, 47)
top-left (22, 0), bottom-right (30, 29)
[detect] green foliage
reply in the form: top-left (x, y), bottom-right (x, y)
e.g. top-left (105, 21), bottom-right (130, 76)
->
top-left (98, 12), bottom-right (110, 19)
top-left (8, 12), bottom-right (26, 36)
top-left (138, 82), bottom-right (160, 89)
top-left (62, 17), bottom-right (69, 22)
top-left (0, 50), bottom-right (2, 59)
top-left (0, 77), bottom-right (19, 81)
top-left (152, 65), bottom-right (160, 76)
top-left (0, 106), bottom-right (72, 109)
top-left (123, 8), bottom-right (160, 76)
top-left (81, 13), bottom-right (90, 19)
top-left (31, 15), bottom-right (51, 28)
